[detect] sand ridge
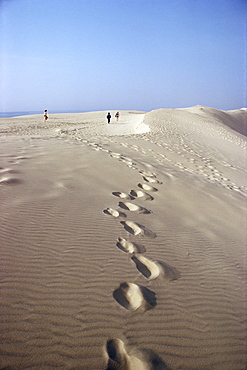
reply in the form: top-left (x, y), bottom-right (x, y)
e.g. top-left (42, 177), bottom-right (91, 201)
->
top-left (0, 108), bottom-right (246, 369)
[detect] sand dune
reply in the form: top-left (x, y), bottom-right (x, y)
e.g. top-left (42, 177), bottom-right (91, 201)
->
top-left (0, 107), bottom-right (246, 369)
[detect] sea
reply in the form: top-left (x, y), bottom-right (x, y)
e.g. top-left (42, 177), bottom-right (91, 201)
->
top-left (0, 110), bottom-right (85, 118)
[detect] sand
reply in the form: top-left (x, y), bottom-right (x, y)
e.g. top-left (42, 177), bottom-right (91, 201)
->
top-left (0, 107), bottom-right (246, 369)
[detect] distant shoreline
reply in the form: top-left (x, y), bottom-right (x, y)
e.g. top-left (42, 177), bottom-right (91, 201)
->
top-left (0, 110), bottom-right (86, 118)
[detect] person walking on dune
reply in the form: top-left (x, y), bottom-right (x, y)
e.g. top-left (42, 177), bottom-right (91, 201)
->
top-left (44, 110), bottom-right (48, 122)
top-left (115, 111), bottom-right (120, 121)
top-left (107, 112), bottom-right (111, 124)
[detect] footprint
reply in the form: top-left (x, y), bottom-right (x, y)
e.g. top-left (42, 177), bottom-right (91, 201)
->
top-left (105, 338), bottom-right (169, 370)
top-left (120, 156), bottom-right (132, 162)
top-left (120, 221), bottom-right (142, 236)
top-left (138, 183), bottom-right (158, 192)
top-left (103, 208), bottom-right (126, 218)
top-left (0, 168), bottom-right (19, 174)
top-left (116, 237), bottom-right (146, 254)
top-left (113, 282), bottom-right (157, 311)
top-left (110, 152), bottom-right (121, 159)
top-left (143, 176), bottom-right (163, 184)
top-left (131, 255), bottom-right (180, 281)
top-left (112, 192), bottom-right (134, 200)
top-left (15, 155), bottom-right (31, 160)
top-left (118, 201), bottom-right (151, 214)
top-left (120, 156), bottom-right (135, 166)
top-left (120, 221), bottom-right (157, 238)
top-left (129, 190), bottom-right (154, 201)
top-left (105, 338), bottom-right (129, 369)
top-left (0, 177), bottom-right (22, 185)
top-left (139, 170), bottom-right (157, 178)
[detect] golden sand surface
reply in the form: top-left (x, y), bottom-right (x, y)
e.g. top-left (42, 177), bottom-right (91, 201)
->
top-left (0, 108), bottom-right (246, 369)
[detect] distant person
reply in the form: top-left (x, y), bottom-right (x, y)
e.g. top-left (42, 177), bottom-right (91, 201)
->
top-left (115, 112), bottom-right (120, 121)
top-left (107, 112), bottom-right (111, 124)
top-left (44, 110), bottom-right (48, 121)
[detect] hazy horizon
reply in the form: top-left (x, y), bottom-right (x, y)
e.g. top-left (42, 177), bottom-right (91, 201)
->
top-left (1, 105), bottom-right (246, 119)
top-left (1, 0), bottom-right (246, 113)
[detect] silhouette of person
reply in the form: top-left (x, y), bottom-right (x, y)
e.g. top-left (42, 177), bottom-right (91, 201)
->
top-left (107, 112), bottom-right (111, 124)
top-left (115, 112), bottom-right (120, 121)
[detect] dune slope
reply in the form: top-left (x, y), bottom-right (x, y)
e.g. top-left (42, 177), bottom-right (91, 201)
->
top-left (0, 108), bottom-right (246, 369)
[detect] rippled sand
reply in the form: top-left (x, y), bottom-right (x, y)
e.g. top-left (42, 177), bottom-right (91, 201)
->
top-left (0, 108), bottom-right (246, 369)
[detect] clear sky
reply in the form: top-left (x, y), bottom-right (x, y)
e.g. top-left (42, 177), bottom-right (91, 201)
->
top-left (0, 0), bottom-right (246, 113)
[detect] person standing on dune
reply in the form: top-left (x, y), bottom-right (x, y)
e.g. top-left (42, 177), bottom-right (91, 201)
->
top-left (115, 112), bottom-right (120, 121)
top-left (107, 112), bottom-right (111, 124)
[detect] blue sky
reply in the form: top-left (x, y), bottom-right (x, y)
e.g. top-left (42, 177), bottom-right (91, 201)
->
top-left (0, 0), bottom-right (246, 112)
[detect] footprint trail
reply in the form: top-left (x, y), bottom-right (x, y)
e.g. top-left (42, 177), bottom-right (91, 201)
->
top-left (101, 147), bottom-right (181, 367)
